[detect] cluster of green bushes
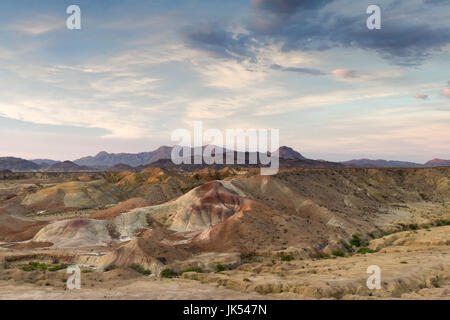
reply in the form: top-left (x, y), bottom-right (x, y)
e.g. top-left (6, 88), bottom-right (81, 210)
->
top-left (340, 234), bottom-right (375, 256)
top-left (130, 263), bottom-right (151, 276)
top-left (48, 264), bottom-right (68, 272)
top-left (181, 268), bottom-right (204, 274)
top-left (104, 265), bottom-right (118, 272)
top-left (160, 264), bottom-right (227, 278)
top-left (436, 219), bottom-right (450, 226)
top-left (160, 268), bottom-right (178, 278)
top-left (332, 250), bottom-right (345, 257)
top-left (20, 262), bottom-right (67, 272)
top-left (215, 263), bottom-right (226, 273)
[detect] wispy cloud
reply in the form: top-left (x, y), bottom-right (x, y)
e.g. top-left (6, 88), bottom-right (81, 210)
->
top-left (9, 16), bottom-right (63, 35)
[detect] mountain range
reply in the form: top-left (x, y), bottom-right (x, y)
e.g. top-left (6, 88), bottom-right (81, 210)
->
top-left (1, 146), bottom-right (449, 172)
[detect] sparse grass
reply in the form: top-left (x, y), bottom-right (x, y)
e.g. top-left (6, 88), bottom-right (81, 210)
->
top-left (160, 268), bottom-right (178, 278)
top-left (20, 262), bottom-right (64, 272)
top-left (130, 263), bottom-right (151, 276)
top-left (280, 254), bottom-right (293, 262)
top-left (332, 250), bottom-right (345, 257)
top-left (181, 268), bottom-right (204, 274)
top-left (48, 263), bottom-right (67, 272)
top-left (314, 253), bottom-right (330, 260)
top-left (215, 264), bottom-right (226, 273)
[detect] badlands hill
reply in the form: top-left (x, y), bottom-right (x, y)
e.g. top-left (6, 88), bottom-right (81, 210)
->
top-left (1, 166), bottom-right (447, 267)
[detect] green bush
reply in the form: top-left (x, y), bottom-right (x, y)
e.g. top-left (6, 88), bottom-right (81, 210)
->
top-left (349, 234), bottom-right (362, 247)
top-left (343, 242), bottom-right (353, 252)
top-left (409, 223), bottom-right (418, 230)
top-left (181, 268), bottom-right (204, 274)
top-left (436, 219), bottom-right (450, 226)
top-left (130, 263), bottom-right (152, 276)
top-left (160, 268), bottom-right (178, 278)
top-left (21, 265), bottom-right (35, 272)
top-left (332, 250), bottom-right (345, 257)
top-left (21, 262), bottom-right (48, 271)
top-left (104, 265), bottom-right (118, 272)
top-left (280, 254), bottom-right (293, 262)
top-left (215, 264), bottom-right (226, 273)
top-left (48, 264), bottom-right (67, 272)
top-left (314, 253), bottom-right (330, 260)
top-left (357, 247), bottom-right (375, 254)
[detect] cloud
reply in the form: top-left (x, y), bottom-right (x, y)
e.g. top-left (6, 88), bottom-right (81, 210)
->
top-left (413, 93), bottom-right (429, 100)
top-left (424, 0), bottom-right (448, 4)
top-left (332, 69), bottom-right (357, 79)
top-left (185, 25), bottom-right (254, 61)
top-left (9, 16), bottom-right (63, 35)
top-left (247, 1), bottom-right (450, 66)
top-left (251, 0), bottom-right (335, 15)
top-left (270, 64), bottom-right (326, 75)
top-left (185, 1), bottom-right (450, 67)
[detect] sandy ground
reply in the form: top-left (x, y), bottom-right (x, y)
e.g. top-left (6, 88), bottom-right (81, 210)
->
top-left (0, 278), bottom-right (267, 300)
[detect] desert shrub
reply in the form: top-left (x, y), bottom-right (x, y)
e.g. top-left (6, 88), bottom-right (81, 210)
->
top-left (280, 254), bottom-right (293, 262)
top-left (48, 264), bottom-right (67, 272)
top-left (21, 265), bottom-right (35, 272)
top-left (215, 264), bottom-right (226, 273)
top-left (343, 242), bottom-right (353, 252)
top-left (160, 268), bottom-right (177, 278)
top-left (21, 262), bottom-right (49, 272)
top-left (332, 250), bottom-right (345, 257)
top-left (436, 219), bottom-right (450, 226)
top-left (349, 234), bottom-right (362, 247)
top-left (408, 224), bottom-right (418, 230)
top-left (358, 247), bottom-right (375, 254)
top-left (314, 253), bottom-right (330, 260)
top-left (104, 265), bottom-right (118, 272)
top-left (181, 268), bottom-right (204, 274)
top-left (130, 263), bottom-right (151, 276)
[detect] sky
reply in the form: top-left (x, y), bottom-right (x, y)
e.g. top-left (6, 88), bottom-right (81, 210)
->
top-left (0, 0), bottom-right (449, 162)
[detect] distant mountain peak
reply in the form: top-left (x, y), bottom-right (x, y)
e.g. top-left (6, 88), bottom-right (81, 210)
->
top-left (425, 158), bottom-right (450, 166)
top-left (275, 146), bottom-right (306, 160)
